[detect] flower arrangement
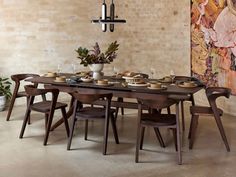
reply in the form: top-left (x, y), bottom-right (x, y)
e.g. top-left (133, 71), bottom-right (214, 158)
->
top-left (76, 41), bottom-right (119, 67)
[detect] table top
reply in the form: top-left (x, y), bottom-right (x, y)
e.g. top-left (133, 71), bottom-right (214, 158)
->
top-left (26, 74), bottom-right (204, 96)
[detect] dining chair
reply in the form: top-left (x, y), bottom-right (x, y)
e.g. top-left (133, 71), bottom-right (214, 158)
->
top-left (67, 92), bottom-right (119, 155)
top-left (188, 87), bottom-right (231, 151)
top-left (115, 73), bottom-right (149, 119)
top-left (19, 85), bottom-right (70, 145)
top-left (6, 74), bottom-right (46, 122)
top-left (136, 95), bottom-right (182, 165)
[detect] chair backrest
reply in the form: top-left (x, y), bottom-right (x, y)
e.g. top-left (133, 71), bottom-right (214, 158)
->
top-left (206, 87), bottom-right (231, 102)
top-left (11, 74), bottom-right (40, 83)
top-left (137, 95), bottom-right (178, 110)
top-left (206, 87), bottom-right (231, 114)
top-left (24, 85), bottom-right (59, 105)
top-left (72, 92), bottom-right (112, 104)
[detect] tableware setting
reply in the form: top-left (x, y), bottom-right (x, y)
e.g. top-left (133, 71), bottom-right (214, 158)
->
top-left (95, 79), bottom-right (114, 86)
top-left (80, 76), bottom-right (93, 83)
top-left (54, 76), bottom-right (66, 82)
top-left (44, 72), bottom-right (57, 78)
top-left (128, 82), bottom-right (150, 87)
top-left (178, 81), bottom-right (198, 88)
top-left (147, 82), bottom-right (167, 90)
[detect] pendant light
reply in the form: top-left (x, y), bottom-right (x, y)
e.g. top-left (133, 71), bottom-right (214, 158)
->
top-left (91, 0), bottom-right (126, 32)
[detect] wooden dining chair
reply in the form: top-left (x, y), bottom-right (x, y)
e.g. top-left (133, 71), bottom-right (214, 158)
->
top-left (67, 92), bottom-right (119, 155)
top-left (188, 87), bottom-right (231, 151)
top-left (19, 85), bottom-right (70, 145)
top-left (136, 95), bottom-right (182, 165)
top-left (115, 73), bottom-right (149, 119)
top-left (6, 74), bottom-right (46, 122)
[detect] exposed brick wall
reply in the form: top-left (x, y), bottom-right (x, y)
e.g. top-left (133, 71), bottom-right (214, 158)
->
top-left (0, 0), bottom-right (234, 115)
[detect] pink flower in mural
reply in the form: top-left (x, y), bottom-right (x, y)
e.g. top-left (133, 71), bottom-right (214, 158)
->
top-left (213, 6), bottom-right (236, 55)
top-left (191, 0), bottom-right (236, 94)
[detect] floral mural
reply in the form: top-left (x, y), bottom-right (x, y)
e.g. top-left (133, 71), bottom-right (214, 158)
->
top-left (191, 0), bottom-right (236, 94)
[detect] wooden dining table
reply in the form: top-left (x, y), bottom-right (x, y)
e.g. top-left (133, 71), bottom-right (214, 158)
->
top-left (26, 74), bottom-right (204, 130)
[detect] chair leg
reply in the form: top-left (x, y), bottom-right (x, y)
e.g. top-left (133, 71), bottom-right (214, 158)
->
top-left (167, 106), bottom-right (171, 114)
top-left (135, 124), bottom-right (142, 163)
top-left (188, 115), bottom-right (194, 139)
top-left (181, 101), bottom-right (185, 131)
top-left (84, 119), bottom-right (88, 140)
top-left (120, 97), bottom-right (124, 115)
top-left (189, 115), bottom-right (199, 149)
top-left (41, 94), bottom-right (46, 101)
top-left (61, 107), bottom-right (70, 137)
top-left (214, 115), bottom-right (230, 151)
top-left (172, 128), bottom-right (178, 151)
top-left (19, 108), bottom-right (31, 138)
top-left (43, 110), bottom-right (56, 145)
top-left (45, 113), bottom-right (49, 130)
top-left (103, 112), bottom-right (110, 155)
top-left (115, 97), bottom-right (124, 119)
top-left (110, 113), bottom-right (119, 144)
top-left (6, 92), bottom-right (17, 121)
top-left (67, 117), bottom-right (77, 150)
top-left (154, 128), bottom-right (165, 148)
top-left (27, 97), bottom-right (31, 125)
top-left (140, 127), bottom-right (145, 150)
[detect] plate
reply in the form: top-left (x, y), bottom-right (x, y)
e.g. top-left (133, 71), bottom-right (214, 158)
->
top-left (81, 78), bottom-right (93, 82)
top-left (54, 80), bottom-right (66, 83)
top-left (128, 83), bottom-right (149, 87)
top-left (178, 83), bottom-right (198, 88)
top-left (147, 86), bottom-right (167, 90)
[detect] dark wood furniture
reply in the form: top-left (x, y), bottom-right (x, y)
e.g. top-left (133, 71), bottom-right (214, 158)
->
top-left (67, 92), bottom-right (119, 155)
top-left (136, 95), bottom-right (182, 164)
top-left (188, 87), bottom-right (231, 151)
top-left (114, 73), bottom-right (149, 119)
top-left (6, 74), bottom-right (46, 122)
top-left (25, 75), bottom-right (203, 131)
top-left (19, 85), bottom-right (70, 145)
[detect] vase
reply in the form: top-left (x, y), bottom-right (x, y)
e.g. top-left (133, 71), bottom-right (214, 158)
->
top-left (0, 95), bottom-right (6, 112)
top-left (89, 64), bottom-right (104, 80)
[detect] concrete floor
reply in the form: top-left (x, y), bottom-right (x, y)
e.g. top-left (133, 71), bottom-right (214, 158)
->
top-left (0, 104), bottom-right (236, 177)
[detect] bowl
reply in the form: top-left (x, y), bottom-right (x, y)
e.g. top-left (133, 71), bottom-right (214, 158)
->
top-left (81, 77), bottom-right (93, 82)
top-left (150, 82), bottom-right (162, 88)
top-left (46, 72), bottom-right (57, 77)
top-left (97, 79), bottom-right (108, 85)
top-left (55, 76), bottom-right (66, 82)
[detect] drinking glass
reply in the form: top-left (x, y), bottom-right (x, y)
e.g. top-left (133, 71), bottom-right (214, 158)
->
top-left (57, 64), bottom-right (62, 76)
top-left (150, 68), bottom-right (155, 79)
top-left (170, 70), bottom-right (175, 85)
top-left (113, 66), bottom-right (119, 75)
top-left (71, 63), bottom-right (76, 74)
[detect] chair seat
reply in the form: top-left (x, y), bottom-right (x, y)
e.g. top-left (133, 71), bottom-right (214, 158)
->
top-left (31, 101), bottom-right (67, 113)
top-left (17, 91), bottom-right (27, 98)
top-left (76, 107), bottom-right (116, 119)
top-left (141, 113), bottom-right (176, 126)
top-left (190, 106), bottom-right (223, 116)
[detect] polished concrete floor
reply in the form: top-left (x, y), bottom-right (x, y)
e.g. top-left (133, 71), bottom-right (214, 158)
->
top-left (0, 104), bottom-right (236, 177)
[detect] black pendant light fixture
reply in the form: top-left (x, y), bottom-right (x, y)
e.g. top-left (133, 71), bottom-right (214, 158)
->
top-left (91, 0), bottom-right (126, 32)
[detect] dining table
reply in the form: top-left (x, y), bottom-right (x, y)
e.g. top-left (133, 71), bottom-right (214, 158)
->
top-left (26, 74), bottom-right (204, 130)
